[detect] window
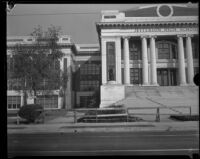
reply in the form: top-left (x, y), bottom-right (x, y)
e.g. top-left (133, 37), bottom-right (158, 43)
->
top-left (63, 58), bottom-right (67, 71)
top-left (158, 42), bottom-right (170, 59)
top-left (80, 63), bottom-right (100, 75)
top-left (80, 96), bottom-right (93, 108)
top-left (7, 96), bottom-right (21, 109)
top-left (36, 95), bottom-right (58, 109)
top-left (106, 42), bottom-right (116, 81)
top-left (192, 42), bottom-right (199, 59)
top-left (171, 45), bottom-right (177, 59)
top-left (79, 62), bottom-right (100, 91)
top-left (194, 67), bottom-right (199, 76)
top-left (80, 80), bottom-right (99, 91)
top-left (129, 41), bottom-right (141, 60)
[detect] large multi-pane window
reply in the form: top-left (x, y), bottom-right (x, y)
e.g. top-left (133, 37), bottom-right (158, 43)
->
top-left (79, 62), bottom-right (100, 91)
top-left (79, 96), bottom-right (93, 108)
top-left (7, 96), bottom-right (21, 109)
top-left (129, 41), bottom-right (141, 60)
top-left (192, 42), bottom-right (199, 59)
top-left (36, 95), bottom-right (58, 109)
top-left (171, 44), bottom-right (177, 59)
top-left (157, 43), bottom-right (170, 59)
top-left (80, 63), bottom-right (100, 75)
top-left (157, 41), bottom-right (178, 59)
top-left (157, 68), bottom-right (177, 86)
top-left (194, 67), bottom-right (199, 76)
top-left (80, 80), bottom-right (99, 91)
top-left (106, 42), bottom-right (116, 81)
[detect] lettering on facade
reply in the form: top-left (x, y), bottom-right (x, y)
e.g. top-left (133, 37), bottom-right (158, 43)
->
top-left (133, 27), bottom-right (197, 33)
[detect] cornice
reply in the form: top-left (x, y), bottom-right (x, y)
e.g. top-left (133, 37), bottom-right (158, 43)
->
top-left (96, 21), bottom-right (198, 27)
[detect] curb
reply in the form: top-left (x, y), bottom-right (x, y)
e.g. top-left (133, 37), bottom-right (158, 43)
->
top-left (7, 124), bottom-right (199, 134)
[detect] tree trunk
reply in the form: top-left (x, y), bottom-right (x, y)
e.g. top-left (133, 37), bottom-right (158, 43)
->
top-left (62, 90), bottom-right (66, 109)
top-left (23, 77), bottom-right (27, 106)
top-left (23, 91), bottom-right (27, 106)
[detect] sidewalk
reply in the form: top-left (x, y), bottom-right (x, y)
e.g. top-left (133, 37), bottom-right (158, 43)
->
top-left (7, 115), bottom-right (199, 134)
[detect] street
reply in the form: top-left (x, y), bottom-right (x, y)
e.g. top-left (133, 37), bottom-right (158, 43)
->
top-left (8, 130), bottom-right (199, 156)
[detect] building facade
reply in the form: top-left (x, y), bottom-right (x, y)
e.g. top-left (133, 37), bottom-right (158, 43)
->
top-left (7, 37), bottom-right (101, 111)
top-left (7, 3), bottom-right (199, 111)
top-left (7, 35), bottom-right (76, 111)
top-left (96, 4), bottom-right (199, 107)
top-left (73, 44), bottom-right (101, 108)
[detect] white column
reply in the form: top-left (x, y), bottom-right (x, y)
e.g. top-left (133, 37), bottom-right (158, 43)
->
top-left (186, 34), bottom-right (194, 85)
top-left (116, 37), bottom-right (122, 84)
top-left (150, 36), bottom-right (158, 85)
top-left (177, 35), bottom-right (186, 86)
top-left (123, 36), bottom-right (130, 85)
top-left (101, 37), bottom-right (107, 85)
top-left (141, 36), bottom-right (149, 85)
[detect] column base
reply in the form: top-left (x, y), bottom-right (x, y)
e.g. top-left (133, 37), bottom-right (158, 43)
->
top-left (150, 83), bottom-right (159, 86)
top-left (187, 83), bottom-right (196, 86)
top-left (107, 81), bottom-right (117, 85)
top-left (124, 83), bottom-right (132, 86)
top-left (179, 83), bottom-right (187, 86)
top-left (142, 83), bottom-right (150, 86)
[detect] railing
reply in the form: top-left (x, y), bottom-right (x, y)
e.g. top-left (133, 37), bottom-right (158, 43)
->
top-left (71, 106), bottom-right (192, 123)
top-left (71, 108), bottom-right (128, 123)
top-left (12, 106), bottom-right (192, 124)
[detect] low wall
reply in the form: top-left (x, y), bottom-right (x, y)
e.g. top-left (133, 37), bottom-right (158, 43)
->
top-left (100, 84), bottom-right (125, 108)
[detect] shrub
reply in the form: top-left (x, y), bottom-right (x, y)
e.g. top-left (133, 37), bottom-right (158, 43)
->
top-left (170, 115), bottom-right (199, 121)
top-left (18, 104), bottom-right (44, 123)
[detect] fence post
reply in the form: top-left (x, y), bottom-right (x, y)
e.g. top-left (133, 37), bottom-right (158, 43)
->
top-left (189, 106), bottom-right (191, 116)
top-left (156, 108), bottom-right (160, 122)
top-left (74, 109), bottom-right (77, 123)
top-left (126, 108), bottom-right (129, 122)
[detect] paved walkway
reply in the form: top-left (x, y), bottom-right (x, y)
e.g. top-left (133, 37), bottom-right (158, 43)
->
top-left (7, 116), bottom-right (199, 134)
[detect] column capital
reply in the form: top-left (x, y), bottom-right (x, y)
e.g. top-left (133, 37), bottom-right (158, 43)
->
top-left (140, 35), bottom-right (148, 39)
top-left (122, 36), bottom-right (130, 40)
top-left (149, 35), bottom-right (157, 39)
top-left (177, 34), bottom-right (185, 38)
top-left (185, 34), bottom-right (194, 38)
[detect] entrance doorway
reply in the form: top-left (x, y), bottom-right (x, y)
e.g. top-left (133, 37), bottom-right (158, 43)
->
top-left (157, 68), bottom-right (177, 86)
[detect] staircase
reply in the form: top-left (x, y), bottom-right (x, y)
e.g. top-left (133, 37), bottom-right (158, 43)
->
top-left (115, 86), bottom-right (199, 115)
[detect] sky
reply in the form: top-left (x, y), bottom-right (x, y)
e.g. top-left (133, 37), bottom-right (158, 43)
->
top-left (7, 4), bottom-right (146, 44)
top-left (7, 3), bottom-right (194, 44)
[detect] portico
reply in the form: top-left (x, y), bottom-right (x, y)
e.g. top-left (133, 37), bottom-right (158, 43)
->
top-left (100, 34), bottom-right (197, 86)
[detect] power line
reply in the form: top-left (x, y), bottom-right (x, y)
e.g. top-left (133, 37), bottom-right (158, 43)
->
top-left (7, 12), bottom-right (100, 16)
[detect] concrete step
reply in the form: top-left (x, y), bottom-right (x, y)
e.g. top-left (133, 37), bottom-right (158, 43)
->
top-left (116, 86), bottom-right (198, 115)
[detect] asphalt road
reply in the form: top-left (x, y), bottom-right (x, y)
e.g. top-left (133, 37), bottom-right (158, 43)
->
top-left (8, 131), bottom-right (199, 156)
